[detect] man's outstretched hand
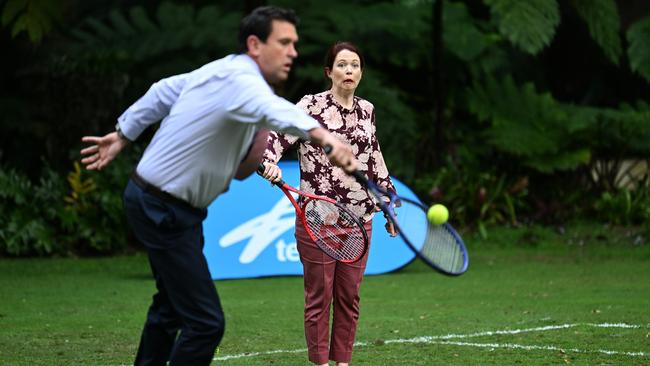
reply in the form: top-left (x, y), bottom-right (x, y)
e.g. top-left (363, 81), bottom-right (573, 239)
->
top-left (80, 132), bottom-right (129, 170)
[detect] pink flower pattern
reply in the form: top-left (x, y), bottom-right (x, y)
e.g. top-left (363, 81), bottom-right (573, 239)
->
top-left (263, 91), bottom-right (396, 222)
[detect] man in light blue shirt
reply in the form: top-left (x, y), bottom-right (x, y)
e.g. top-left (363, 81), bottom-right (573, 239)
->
top-left (80, 6), bottom-right (357, 366)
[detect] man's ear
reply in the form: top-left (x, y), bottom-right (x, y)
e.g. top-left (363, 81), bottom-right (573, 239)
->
top-left (247, 35), bottom-right (262, 57)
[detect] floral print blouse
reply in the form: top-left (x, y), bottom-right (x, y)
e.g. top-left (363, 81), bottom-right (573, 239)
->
top-left (262, 90), bottom-right (396, 223)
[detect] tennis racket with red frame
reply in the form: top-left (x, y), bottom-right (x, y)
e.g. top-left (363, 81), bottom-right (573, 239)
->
top-left (257, 164), bottom-right (369, 263)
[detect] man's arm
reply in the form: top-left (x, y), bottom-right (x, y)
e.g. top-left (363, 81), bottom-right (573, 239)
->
top-left (228, 76), bottom-right (358, 172)
top-left (117, 73), bottom-right (189, 140)
top-left (80, 72), bottom-right (189, 171)
top-left (227, 75), bottom-right (320, 139)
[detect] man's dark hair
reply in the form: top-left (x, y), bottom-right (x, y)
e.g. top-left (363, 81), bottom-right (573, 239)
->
top-left (238, 6), bottom-right (299, 53)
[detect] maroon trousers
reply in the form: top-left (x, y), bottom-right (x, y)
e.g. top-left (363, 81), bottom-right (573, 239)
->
top-left (295, 219), bottom-right (373, 364)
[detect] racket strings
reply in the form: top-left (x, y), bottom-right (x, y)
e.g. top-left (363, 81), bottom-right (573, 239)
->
top-left (393, 200), bottom-right (467, 275)
top-left (304, 200), bottom-right (366, 261)
top-left (421, 225), bottom-right (466, 273)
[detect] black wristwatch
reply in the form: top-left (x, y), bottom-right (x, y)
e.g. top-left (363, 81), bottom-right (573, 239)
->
top-left (115, 123), bottom-right (130, 142)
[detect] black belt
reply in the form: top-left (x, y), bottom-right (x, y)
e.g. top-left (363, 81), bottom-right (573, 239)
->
top-left (130, 171), bottom-right (195, 209)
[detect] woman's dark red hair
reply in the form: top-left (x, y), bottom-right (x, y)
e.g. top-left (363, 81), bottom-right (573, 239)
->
top-left (324, 41), bottom-right (365, 77)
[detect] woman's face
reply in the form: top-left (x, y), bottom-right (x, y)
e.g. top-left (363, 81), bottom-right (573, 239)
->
top-left (326, 49), bottom-right (363, 92)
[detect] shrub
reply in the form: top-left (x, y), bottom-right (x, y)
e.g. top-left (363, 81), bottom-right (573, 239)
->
top-left (0, 164), bottom-right (65, 255)
top-left (413, 159), bottom-right (529, 239)
top-left (0, 147), bottom-right (140, 256)
top-left (593, 185), bottom-right (650, 226)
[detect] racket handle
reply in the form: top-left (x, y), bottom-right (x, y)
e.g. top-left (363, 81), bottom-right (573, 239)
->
top-left (351, 170), bottom-right (369, 185)
top-left (257, 163), bottom-right (266, 175)
top-left (257, 163), bottom-right (285, 186)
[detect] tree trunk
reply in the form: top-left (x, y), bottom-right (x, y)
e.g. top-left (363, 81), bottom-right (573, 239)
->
top-left (432, 0), bottom-right (444, 168)
top-left (420, 0), bottom-right (445, 172)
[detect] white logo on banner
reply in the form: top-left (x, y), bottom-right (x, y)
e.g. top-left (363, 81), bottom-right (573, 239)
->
top-left (218, 198), bottom-right (299, 263)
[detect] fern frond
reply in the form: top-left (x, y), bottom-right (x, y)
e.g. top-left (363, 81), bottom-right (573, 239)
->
top-left (468, 76), bottom-right (650, 171)
top-left (626, 16), bottom-right (650, 84)
top-left (1, 0), bottom-right (25, 26)
top-left (85, 18), bottom-right (116, 41)
top-left (1, 0), bottom-right (62, 43)
top-left (484, 0), bottom-right (560, 55)
top-left (443, 1), bottom-right (490, 61)
top-left (108, 10), bottom-right (135, 37)
top-left (67, 3), bottom-right (238, 65)
top-left (466, 76), bottom-right (597, 172)
top-left (527, 149), bottom-right (591, 173)
top-left (157, 2), bottom-right (194, 29)
top-left (129, 6), bottom-right (156, 32)
top-left (571, 0), bottom-right (622, 65)
top-left (599, 102), bottom-right (650, 156)
top-left (299, 2), bottom-right (429, 69)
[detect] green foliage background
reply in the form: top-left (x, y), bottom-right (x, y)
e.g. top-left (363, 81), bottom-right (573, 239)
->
top-left (1, 0), bottom-right (649, 255)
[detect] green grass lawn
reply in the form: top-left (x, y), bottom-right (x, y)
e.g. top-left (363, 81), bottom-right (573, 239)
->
top-left (1, 222), bottom-right (649, 365)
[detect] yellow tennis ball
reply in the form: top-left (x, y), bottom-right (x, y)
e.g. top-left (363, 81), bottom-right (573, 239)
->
top-left (427, 204), bottom-right (449, 225)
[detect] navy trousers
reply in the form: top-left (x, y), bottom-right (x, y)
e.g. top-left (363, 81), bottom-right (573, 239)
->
top-left (123, 179), bottom-right (225, 366)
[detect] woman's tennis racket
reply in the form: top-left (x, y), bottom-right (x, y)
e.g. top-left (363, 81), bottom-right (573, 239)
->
top-left (257, 164), bottom-right (369, 263)
top-left (352, 170), bottom-right (469, 276)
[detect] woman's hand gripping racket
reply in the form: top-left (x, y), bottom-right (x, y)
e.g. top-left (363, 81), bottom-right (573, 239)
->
top-left (351, 171), bottom-right (469, 276)
top-left (257, 164), bottom-right (369, 263)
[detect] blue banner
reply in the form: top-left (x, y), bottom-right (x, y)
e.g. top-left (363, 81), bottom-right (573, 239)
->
top-left (203, 161), bottom-right (417, 280)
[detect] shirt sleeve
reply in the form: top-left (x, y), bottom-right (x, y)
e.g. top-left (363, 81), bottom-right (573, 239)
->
top-left (116, 73), bottom-right (189, 140)
top-left (262, 131), bottom-right (300, 164)
top-left (225, 74), bottom-right (320, 139)
top-left (262, 95), bottom-right (310, 164)
top-left (369, 110), bottom-right (397, 195)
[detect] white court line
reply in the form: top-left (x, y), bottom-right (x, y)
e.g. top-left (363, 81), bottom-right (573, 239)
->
top-left (588, 322), bottom-right (646, 328)
top-left (213, 322), bottom-right (650, 362)
top-left (214, 348), bottom-right (307, 361)
top-left (427, 340), bottom-right (648, 357)
top-left (391, 323), bottom-right (578, 342)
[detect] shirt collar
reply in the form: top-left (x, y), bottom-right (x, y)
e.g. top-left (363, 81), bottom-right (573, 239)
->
top-left (231, 53), bottom-right (264, 78)
top-left (326, 90), bottom-right (357, 113)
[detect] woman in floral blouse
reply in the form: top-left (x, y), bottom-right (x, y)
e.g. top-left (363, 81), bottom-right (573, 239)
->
top-left (260, 41), bottom-right (396, 366)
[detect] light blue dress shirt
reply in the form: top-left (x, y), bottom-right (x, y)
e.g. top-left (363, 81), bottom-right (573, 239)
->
top-left (117, 54), bottom-right (320, 208)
